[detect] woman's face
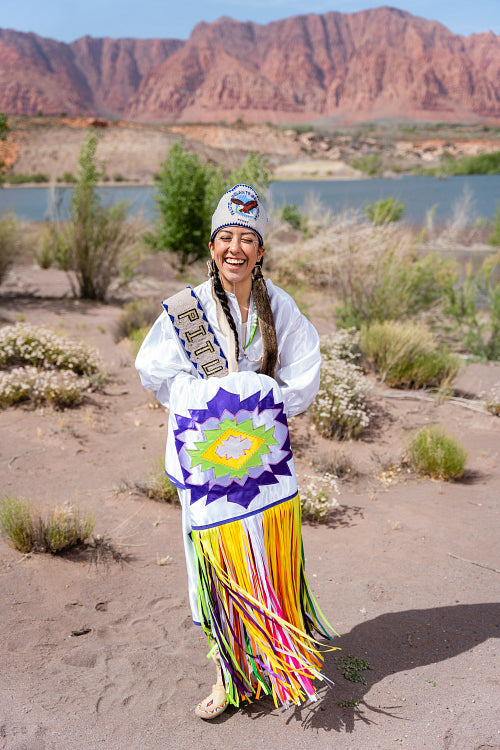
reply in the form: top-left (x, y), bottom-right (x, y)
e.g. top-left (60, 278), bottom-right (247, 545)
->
top-left (209, 226), bottom-right (265, 290)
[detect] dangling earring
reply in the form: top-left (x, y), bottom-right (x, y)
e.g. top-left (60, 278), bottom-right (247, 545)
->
top-left (207, 258), bottom-right (217, 278)
top-left (252, 258), bottom-right (264, 281)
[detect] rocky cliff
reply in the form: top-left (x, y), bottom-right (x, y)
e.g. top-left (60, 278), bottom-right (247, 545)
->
top-left (1, 8), bottom-right (499, 123)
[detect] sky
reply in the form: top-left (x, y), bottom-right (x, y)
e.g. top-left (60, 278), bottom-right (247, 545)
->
top-left (2, 0), bottom-right (499, 42)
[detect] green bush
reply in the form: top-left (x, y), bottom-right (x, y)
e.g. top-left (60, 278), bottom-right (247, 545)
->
top-left (56, 171), bottom-right (77, 184)
top-left (360, 320), bottom-right (461, 389)
top-left (45, 133), bottom-right (141, 300)
top-left (365, 197), bottom-right (405, 225)
top-left (0, 495), bottom-right (95, 553)
top-left (0, 211), bottom-right (21, 284)
top-left (6, 173), bottom-right (49, 184)
top-left (444, 252), bottom-right (500, 361)
top-left (351, 153), bottom-right (383, 176)
top-left (406, 425), bottom-right (467, 480)
top-left (281, 203), bottom-right (306, 231)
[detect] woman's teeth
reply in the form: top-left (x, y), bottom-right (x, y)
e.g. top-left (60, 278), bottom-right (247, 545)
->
top-left (225, 258), bottom-right (245, 266)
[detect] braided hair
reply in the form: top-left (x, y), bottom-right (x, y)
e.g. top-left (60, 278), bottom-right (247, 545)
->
top-left (209, 259), bottom-right (240, 364)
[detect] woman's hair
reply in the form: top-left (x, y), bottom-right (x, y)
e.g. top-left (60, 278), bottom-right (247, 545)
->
top-left (209, 259), bottom-right (278, 378)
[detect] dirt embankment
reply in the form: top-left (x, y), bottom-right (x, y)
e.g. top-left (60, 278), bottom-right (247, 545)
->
top-left (1, 117), bottom-right (500, 185)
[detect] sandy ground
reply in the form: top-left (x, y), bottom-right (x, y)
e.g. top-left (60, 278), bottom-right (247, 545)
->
top-left (0, 264), bottom-right (500, 750)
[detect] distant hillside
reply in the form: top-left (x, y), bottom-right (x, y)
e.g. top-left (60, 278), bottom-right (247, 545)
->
top-left (1, 8), bottom-right (499, 124)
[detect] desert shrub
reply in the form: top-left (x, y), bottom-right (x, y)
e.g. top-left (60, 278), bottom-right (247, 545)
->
top-left (6, 173), bottom-right (49, 184)
top-left (0, 323), bottom-right (104, 377)
top-left (135, 457), bottom-right (178, 503)
top-left (351, 153), bottom-right (382, 176)
top-left (43, 503), bottom-right (95, 552)
top-left (281, 203), bottom-right (306, 231)
top-left (406, 426), bottom-right (467, 480)
top-left (444, 252), bottom-right (500, 360)
top-left (45, 133), bottom-right (141, 300)
top-left (484, 383), bottom-right (500, 416)
top-left (310, 329), bottom-right (371, 440)
top-left (0, 211), bottom-right (21, 284)
top-left (114, 298), bottom-right (160, 343)
top-left (0, 495), bottom-right (34, 552)
top-left (0, 495), bottom-right (95, 553)
top-left (0, 366), bottom-right (88, 407)
top-left (0, 324), bottom-right (104, 407)
top-left (300, 473), bottom-right (339, 523)
top-left (292, 214), bottom-right (455, 329)
top-left (365, 197), bottom-right (405, 225)
top-left (360, 320), bottom-right (461, 389)
top-left (56, 171), bottom-right (77, 184)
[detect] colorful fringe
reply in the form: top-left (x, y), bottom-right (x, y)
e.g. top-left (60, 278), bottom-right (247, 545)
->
top-left (192, 494), bottom-right (338, 708)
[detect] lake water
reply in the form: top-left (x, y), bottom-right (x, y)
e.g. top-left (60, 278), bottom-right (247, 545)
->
top-left (1, 175), bottom-right (499, 225)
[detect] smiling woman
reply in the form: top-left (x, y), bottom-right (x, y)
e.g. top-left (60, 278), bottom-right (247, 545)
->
top-left (135, 184), bottom-right (336, 720)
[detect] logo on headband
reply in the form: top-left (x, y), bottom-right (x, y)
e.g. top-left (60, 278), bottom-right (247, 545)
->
top-left (228, 190), bottom-right (259, 221)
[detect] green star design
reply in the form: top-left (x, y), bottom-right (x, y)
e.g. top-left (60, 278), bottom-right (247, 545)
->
top-left (187, 417), bottom-right (278, 480)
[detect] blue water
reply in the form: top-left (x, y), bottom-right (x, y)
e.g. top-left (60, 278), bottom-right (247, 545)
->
top-left (1, 175), bottom-right (499, 224)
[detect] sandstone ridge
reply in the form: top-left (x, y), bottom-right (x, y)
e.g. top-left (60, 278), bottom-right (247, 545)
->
top-left (0, 8), bottom-right (499, 123)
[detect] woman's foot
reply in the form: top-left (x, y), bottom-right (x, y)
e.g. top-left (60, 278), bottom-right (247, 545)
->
top-left (195, 684), bottom-right (228, 720)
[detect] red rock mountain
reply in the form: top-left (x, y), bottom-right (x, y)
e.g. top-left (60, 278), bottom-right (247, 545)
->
top-left (1, 7), bottom-right (499, 123)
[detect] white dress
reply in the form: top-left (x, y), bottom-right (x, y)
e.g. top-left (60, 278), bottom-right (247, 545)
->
top-left (135, 278), bottom-right (321, 623)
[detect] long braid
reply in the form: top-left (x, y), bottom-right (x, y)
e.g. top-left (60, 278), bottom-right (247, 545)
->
top-left (252, 260), bottom-right (278, 379)
top-left (209, 260), bottom-right (240, 364)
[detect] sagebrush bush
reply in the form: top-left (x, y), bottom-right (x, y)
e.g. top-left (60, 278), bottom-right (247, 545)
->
top-left (114, 299), bottom-right (160, 343)
top-left (0, 211), bottom-right (21, 285)
top-left (300, 473), bottom-right (339, 523)
top-left (0, 496), bottom-right (95, 553)
top-left (310, 329), bottom-right (371, 440)
top-left (360, 320), bottom-right (461, 389)
top-left (405, 426), bottom-right (467, 480)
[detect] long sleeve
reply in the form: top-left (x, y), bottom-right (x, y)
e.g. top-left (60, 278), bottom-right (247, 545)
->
top-left (269, 283), bottom-right (321, 418)
top-left (135, 309), bottom-right (197, 409)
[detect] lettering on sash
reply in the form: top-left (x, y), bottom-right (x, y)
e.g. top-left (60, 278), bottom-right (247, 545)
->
top-left (178, 308), bottom-right (199, 322)
top-left (163, 287), bottom-right (228, 380)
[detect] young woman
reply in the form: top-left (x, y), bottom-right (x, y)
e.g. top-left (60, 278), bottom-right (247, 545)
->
top-left (136, 184), bottom-right (333, 719)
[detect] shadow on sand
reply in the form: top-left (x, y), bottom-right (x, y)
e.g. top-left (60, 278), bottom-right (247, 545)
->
top-left (240, 603), bottom-right (500, 732)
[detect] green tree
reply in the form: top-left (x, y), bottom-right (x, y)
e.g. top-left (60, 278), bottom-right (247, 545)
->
top-left (46, 133), bottom-right (138, 300)
top-left (149, 142), bottom-right (212, 270)
top-left (149, 143), bottom-right (270, 270)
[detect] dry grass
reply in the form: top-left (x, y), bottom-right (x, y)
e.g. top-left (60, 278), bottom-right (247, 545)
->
top-left (0, 495), bottom-right (95, 553)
